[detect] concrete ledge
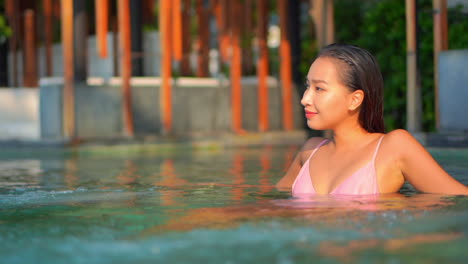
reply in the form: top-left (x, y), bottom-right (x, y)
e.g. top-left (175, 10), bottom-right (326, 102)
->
top-left (46, 76), bottom-right (279, 88)
top-left (0, 138), bottom-right (68, 149)
top-left (413, 132), bottom-right (468, 148)
top-left (2, 131), bottom-right (468, 153)
top-left (0, 130), bottom-right (308, 150)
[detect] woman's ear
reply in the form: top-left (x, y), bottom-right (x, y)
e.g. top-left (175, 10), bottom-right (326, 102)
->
top-left (349, 90), bottom-right (364, 111)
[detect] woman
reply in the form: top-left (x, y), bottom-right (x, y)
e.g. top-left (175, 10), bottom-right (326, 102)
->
top-left (277, 43), bottom-right (468, 195)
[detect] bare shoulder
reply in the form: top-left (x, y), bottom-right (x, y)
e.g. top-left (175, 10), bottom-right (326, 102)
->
top-left (385, 130), bottom-right (468, 195)
top-left (386, 129), bottom-right (415, 141)
top-left (384, 129), bottom-right (421, 149)
top-left (302, 137), bottom-right (328, 152)
top-left (299, 137), bottom-right (327, 162)
top-left (275, 136), bottom-right (327, 189)
top-left (384, 129), bottom-right (429, 161)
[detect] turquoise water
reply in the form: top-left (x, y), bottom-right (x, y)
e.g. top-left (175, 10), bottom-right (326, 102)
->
top-left (1, 145), bottom-right (468, 263)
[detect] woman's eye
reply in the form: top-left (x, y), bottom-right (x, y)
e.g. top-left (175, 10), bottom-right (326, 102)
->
top-left (315, 86), bottom-right (323, 91)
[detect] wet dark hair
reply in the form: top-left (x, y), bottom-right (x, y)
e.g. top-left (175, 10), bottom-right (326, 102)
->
top-left (318, 43), bottom-right (385, 133)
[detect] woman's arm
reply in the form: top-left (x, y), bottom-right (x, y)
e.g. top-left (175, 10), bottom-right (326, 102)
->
top-left (389, 129), bottom-right (468, 195)
top-left (276, 137), bottom-right (325, 191)
top-left (275, 150), bottom-right (303, 191)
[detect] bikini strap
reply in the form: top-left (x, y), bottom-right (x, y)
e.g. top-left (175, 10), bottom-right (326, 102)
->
top-left (307, 139), bottom-right (329, 160)
top-left (371, 136), bottom-right (385, 162)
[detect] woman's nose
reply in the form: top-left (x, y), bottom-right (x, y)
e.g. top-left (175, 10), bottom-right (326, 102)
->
top-left (301, 89), bottom-right (312, 106)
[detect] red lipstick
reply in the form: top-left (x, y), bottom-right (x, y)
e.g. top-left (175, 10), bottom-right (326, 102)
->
top-left (305, 110), bottom-right (317, 119)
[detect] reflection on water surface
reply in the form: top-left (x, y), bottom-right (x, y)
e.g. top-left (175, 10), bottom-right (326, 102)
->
top-left (0, 145), bottom-right (468, 263)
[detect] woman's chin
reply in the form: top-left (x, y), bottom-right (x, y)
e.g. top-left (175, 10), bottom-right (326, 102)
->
top-left (306, 120), bottom-right (322, 130)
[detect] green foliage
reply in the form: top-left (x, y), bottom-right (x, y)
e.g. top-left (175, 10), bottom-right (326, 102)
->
top-left (360, 0), bottom-right (408, 131)
top-left (448, 4), bottom-right (468, 50)
top-left (0, 14), bottom-right (12, 45)
top-left (298, 16), bottom-right (318, 85)
top-left (416, 0), bottom-right (436, 131)
top-left (333, 0), bottom-right (468, 132)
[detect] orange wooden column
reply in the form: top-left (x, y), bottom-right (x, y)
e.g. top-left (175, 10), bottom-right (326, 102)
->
top-left (433, 0), bottom-right (448, 130)
top-left (43, 0), bottom-right (53, 76)
top-left (326, 0), bottom-right (335, 44)
top-left (310, 0), bottom-right (324, 47)
top-left (118, 0), bottom-right (134, 137)
top-left (278, 0), bottom-right (294, 131)
top-left (196, 0), bottom-right (209, 77)
top-left (230, 0), bottom-right (243, 133)
top-left (61, 0), bottom-right (75, 138)
top-left (257, 0), bottom-right (269, 132)
top-left (406, 0), bottom-right (422, 132)
top-left (172, 0), bottom-right (183, 61)
top-left (220, 0), bottom-right (231, 64)
top-left (310, 0), bottom-right (334, 48)
top-left (95, 0), bottom-right (109, 58)
top-left (181, 0), bottom-right (192, 75)
top-left (23, 10), bottom-right (38, 87)
top-left (160, 0), bottom-right (173, 133)
top-left (213, 0), bottom-right (229, 64)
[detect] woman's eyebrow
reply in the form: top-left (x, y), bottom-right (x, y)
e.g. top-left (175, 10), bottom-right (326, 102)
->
top-left (311, 79), bottom-right (328, 84)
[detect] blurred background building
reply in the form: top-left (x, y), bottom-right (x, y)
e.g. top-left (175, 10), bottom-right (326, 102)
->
top-left (0, 0), bottom-right (466, 144)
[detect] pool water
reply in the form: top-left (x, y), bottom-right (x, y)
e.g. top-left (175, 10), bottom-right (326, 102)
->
top-left (1, 145), bottom-right (468, 263)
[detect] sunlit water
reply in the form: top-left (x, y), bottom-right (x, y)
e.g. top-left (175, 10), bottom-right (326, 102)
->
top-left (1, 145), bottom-right (468, 263)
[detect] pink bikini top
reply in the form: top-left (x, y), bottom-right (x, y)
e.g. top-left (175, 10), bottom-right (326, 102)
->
top-left (292, 136), bottom-right (384, 196)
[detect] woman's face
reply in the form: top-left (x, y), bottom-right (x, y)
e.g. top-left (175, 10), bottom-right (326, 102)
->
top-left (301, 57), bottom-right (358, 130)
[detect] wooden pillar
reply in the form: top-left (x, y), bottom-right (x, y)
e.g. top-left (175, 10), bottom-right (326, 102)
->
top-left (111, 15), bottom-right (119, 76)
top-left (289, 0), bottom-right (303, 89)
top-left (23, 10), bottom-right (38, 87)
top-left (6, 0), bottom-right (19, 86)
top-left (118, 0), bottom-right (134, 137)
top-left (61, 0), bottom-right (75, 138)
top-left (257, 0), bottom-right (269, 132)
top-left (181, 0), bottom-right (192, 75)
top-left (242, 0), bottom-right (253, 74)
top-left (406, 0), bottom-right (422, 132)
top-left (310, 0), bottom-right (335, 137)
top-left (433, 0), bottom-right (448, 130)
top-left (73, 0), bottom-right (87, 82)
top-left (43, 0), bottom-right (53, 76)
top-left (310, 0), bottom-right (324, 48)
top-left (130, 0), bottom-right (143, 76)
top-left (213, 0), bottom-right (230, 64)
top-left (231, 0), bottom-right (243, 133)
top-left (95, 0), bottom-right (109, 58)
top-left (143, 0), bottom-right (155, 24)
top-left (310, 0), bottom-right (334, 48)
top-left (325, 0), bottom-right (334, 44)
top-left (172, 0), bottom-right (183, 61)
top-left (221, 0), bottom-right (231, 63)
top-left (160, 0), bottom-right (173, 133)
top-left (196, 0), bottom-right (209, 77)
top-left (279, 0), bottom-right (294, 130)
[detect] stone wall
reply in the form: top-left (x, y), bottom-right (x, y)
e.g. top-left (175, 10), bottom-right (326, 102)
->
top-left (0, 88), bottom-right (39, 140)
top-left (40, 77), bottom-right (304, 140)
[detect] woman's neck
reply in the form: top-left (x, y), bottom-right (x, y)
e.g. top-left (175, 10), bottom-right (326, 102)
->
top-left (330, 121), bottom-right (373, 151)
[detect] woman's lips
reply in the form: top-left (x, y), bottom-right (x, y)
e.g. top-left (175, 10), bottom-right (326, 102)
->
top-left (305, 110), bottom-right (317, 119)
